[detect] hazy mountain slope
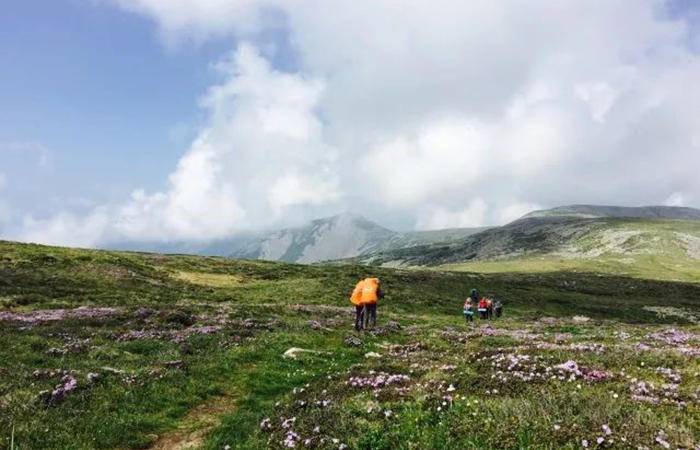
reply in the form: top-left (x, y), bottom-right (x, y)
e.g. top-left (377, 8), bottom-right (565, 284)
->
top-left (359, 215), bottom-right (700, 278)
top-left (442, 218), bottom-right (700, 282)
top-left (522, 204), bottom-right (700, 220)
top-left (231, 213), bottom-right (395, 263)
top-left (228, 213), bottom-right (487, 263)
top-left (105, 236), bottom-right (253, 257)
top-left (104, 205), bottom-right (700, 265)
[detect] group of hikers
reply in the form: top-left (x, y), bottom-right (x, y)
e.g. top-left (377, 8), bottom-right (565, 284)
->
top-left (349, 278), bottom-right (503, 331)
top-left (462, 288), bottom-right (503, 323)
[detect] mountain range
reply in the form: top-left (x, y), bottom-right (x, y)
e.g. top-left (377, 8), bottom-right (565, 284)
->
top-left (105, 204), bottom-right (700, 271)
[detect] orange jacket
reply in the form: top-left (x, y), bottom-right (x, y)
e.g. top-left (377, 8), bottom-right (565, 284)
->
top-left (360, 278), bottom-right (380, 304)
top-left (350, 280), bottom-right (365, 306)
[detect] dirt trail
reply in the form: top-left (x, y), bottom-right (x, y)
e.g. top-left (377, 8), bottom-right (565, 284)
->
top-left (149, 395), bottom-right (236, 450)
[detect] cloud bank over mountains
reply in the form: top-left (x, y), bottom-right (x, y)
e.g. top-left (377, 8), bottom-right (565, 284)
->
top-left (5, 0), bottom-right (700, 246)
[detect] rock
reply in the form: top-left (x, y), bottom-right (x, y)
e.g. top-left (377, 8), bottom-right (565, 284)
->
top-left (364, 352), bottom-right (382, 358)
top-left (134, 307), bottom-right (155, 319)
top-left (344, 335), bottom-right (362, 347)
top-left (163, 360), bottom-right (185, 369)
top-left (165, 310), bottom-right (195, 327)
top-left (572, 315), bottom-right (591, 323)
top-left (386, 321), bottom-right (402, 330)
top-left (308, 320), bottom-right (323, 330)
top-left (283, 347), bottom-right (315, 359)
top-left (87, 372), bottom-right (101, 383)
top-left (369, 327), bottom-right (390, 336)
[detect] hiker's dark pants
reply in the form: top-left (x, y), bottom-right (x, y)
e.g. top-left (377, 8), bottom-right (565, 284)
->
top-left (464, 312), bottom-right (474, 323)
top-left (363, 303), bottom-right (377, 328)
top-left (495, 307), bottom-right (502, 318)
top-left (355, 305), bottom-right (365, 331)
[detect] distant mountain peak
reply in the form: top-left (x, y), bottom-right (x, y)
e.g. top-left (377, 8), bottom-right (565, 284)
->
top-left (227, 212), bottom-right (484, 263)
top-left (520, 204), bottom-right (700, 221)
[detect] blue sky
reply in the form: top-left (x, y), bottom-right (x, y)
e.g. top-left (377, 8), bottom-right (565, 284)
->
top-left (1, 1), bottom-right (699, 246)
top-left (1, 0), bottom-right (228, 206)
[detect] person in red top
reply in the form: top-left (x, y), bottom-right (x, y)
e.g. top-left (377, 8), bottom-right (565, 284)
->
top-left (478, 298), bottom-right (489, 320)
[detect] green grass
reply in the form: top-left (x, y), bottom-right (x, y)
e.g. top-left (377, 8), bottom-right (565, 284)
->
top-left (442, 254), bottom-right (700, 283)
top-left (0, 240), bottom-right (699, 449)
top-left (443, 219), bottom-right (700, 283)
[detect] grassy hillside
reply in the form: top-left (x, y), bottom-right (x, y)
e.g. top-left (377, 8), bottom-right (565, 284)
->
top-left (521, 205), bottom-right (700, 220)
top-left (361, 219), bottom-right (700, 283)
top-left (443, 219), bottom-right (700, 283)
top-left (1, 240), bottom-right (699, 449)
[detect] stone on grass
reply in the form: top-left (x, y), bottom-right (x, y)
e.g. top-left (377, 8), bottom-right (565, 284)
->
top-left (283, 347), bottom-right (322, 359)
top-left (344, 335), bottom-right (362, 347)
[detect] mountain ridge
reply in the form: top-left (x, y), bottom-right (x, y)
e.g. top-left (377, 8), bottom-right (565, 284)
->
top-left (228, 212), bottom-right (488, 263)
top-left (102, 204), bottom-right (700, 265)
top-left (520, 204), bottom-right (700, 221)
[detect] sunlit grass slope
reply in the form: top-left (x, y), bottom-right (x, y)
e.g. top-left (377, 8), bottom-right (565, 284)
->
top-left (0, 240), bottom-right (699, 449)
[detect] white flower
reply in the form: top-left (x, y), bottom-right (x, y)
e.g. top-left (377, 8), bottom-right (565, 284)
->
top-left (582, 439), bottom-right (589, 448)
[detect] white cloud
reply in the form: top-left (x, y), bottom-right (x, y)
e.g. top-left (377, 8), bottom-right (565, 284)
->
top-left (0, 141), bottom-right (52, 168)
top-left (416, 199), bottom-right (488, 230)
top-left (18, 209), bottom-right (111, 248)
top-left (575, 81), bottom-right (619, 123)
top-left (363, 118), bottom-right (489, 207)
top-left (498, 202), bottom-right (544, 224)
top-left (664, 192), bottom-right (688, 207)
top-left (268, 174), bottom-right (340, 212)
top-left (9, 1), bottom-right (700, 245)
top-left (12, 43), bottom-right (340, 245)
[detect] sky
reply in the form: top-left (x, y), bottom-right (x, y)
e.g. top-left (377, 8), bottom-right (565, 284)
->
top-left (1, 0), bottom-right (699, 247)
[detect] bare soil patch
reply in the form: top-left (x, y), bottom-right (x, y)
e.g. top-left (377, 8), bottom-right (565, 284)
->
top-left (149, 395), bottom-right (236, 450)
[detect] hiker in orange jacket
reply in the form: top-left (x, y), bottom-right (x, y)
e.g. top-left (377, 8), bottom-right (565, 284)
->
top-left (350, 279), bottom-right (365, 331)
top-left (362, 277), bottom-right (384, 329)
top-left (350, 277), bottom-right (384, 330)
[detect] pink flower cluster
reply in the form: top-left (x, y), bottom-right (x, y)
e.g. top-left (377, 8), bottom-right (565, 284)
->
top-left (530, 342), bottom-right (605, 354)
top-left (647, 328), bottom-right (696, 345)
top-left (117, 325), bottom-right (222, 343)
top-left (39, 374), bottom-right (78, 405)
top-left (629, 367), bottom-right (687, 407)
top-left (0, 306), bottom-right (119, 324)
top-left (347, 372), bottom-right (410, 389)
top-left (480, 352), bottom-right (613, 385)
